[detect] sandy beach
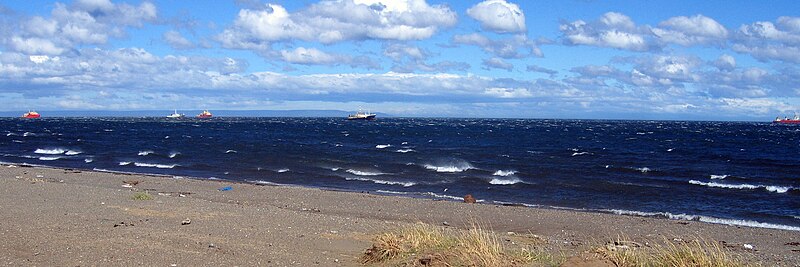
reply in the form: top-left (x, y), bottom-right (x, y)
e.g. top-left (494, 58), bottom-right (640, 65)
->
top-left (0, 164), bottom-right (797, 266)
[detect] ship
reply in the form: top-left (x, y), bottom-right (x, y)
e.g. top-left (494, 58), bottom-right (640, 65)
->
top-left (167, 109), bottom-right (185, 118)
top-left (773, 113), bottom-right (800, 124)
top-left (21, 110), bottom-right (41, 119)
top-left (347, 110), bottom-right (376, 120)
top-left (196, 110), bottom-right (212, 119)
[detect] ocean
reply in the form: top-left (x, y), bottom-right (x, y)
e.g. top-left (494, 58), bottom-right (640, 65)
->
top-left (2, 117), bottom-right (798, 230)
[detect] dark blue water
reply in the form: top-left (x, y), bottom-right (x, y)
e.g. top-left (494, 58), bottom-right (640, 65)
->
top-left (2, 117), bottom-right (799, 230)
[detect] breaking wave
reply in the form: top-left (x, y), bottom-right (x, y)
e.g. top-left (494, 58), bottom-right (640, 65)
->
top-left (225, 150), bottom-right (237, 154)
top-left (571, 152), bottom-right (591, 156)
top-left (138, 150), bottom-right (155, 156)
top-left (375, 144), bottom-right (392, 149)
top-left (492, 170), bottom-right (517, 176)
top-left (710, 175), bottom-right (728, 179)
top-left (604, 209), bottom-right (800, 231)
top-left (34, 148), bottom-right (66, 155)
top-left (423, 160), bottom-right (474, 173)
top-left (636, 167), bottom-right (651, 173)
top-left (119, 161), bottom-right (131, 166)
top-left (169, 152), bottom-right (180, 158)
top-left (346, 177), bottom-right (415, 187)
top-left (134, 162), bottom-right (178, 169)
top-left (346, 169), bottom-right (384, 176)
top-left (489, 177), bottom-right (523, 185)
top-left (65, 150), bottom-right (82, 155)
top-left (396, 149), bottom-right (415, 153)
top-left (688, 180), bottom-right (794, 193)
top-left (38, 156), bottom-right (61, 161)
top-left (276, 169), bottom-right (289, 173)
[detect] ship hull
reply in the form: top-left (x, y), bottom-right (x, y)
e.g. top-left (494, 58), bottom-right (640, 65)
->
top-left (22, 114), bottom-right (40, 119)
top-left (773, 120), bottom-right (800, 124)
top-left (347, 115), bottom-right (376, 120)
top-left (197, 115), bottom-right (212, 119)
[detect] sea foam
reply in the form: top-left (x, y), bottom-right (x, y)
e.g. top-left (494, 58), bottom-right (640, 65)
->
top-left (38, 156), bottom-right (61, 161)
top-left (65, 150), bottom-right (82, 155)
top-left (134, 162), bottom-right (178, 169)
top-left (346, 177), bottom-right (415, 187)
top-left (605, 209), bottom-right (800, 231)
top-left (375, 144), bottom-right (392, 149)
top-left (710, 175), bottom-right (728, 179)
top-left (492, 170), bottom-right (517, 176)
top-left (138, 150), bottom-right (154, 156)
top-left (396, 149), bottom-right (415, 153)
top-left (423, 161), bottom-right (474, 173)
top-left (346, 169), bottom-right (384, 176)
top-left (689, 180), bottom-right (793, 194)
top-left (34, 148), bottom-right (66, 155)
top-left (489, 177), bottom-right (523, 185)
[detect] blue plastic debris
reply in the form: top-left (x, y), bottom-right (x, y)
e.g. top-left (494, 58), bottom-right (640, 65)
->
top-left (218, 186), bottom-right (233, 191)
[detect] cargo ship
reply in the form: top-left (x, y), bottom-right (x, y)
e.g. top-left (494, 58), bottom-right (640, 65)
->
top-left (21, 110), bottom-right (41, 119)
top-left (347, 110), bottom-right (376, 120)
top-left (773, 113), bottom-right (800, 124)
top-left (196, 110), bottom-right (212, 119)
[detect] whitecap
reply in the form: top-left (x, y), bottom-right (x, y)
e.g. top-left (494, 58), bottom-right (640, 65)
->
top-left (571, 152), bottom-right (591, 156)
top-left (492, 170), bottom-right (517, 176)
top-left (5, 133), bottom-right (14, 136)
top-left (23, 132), bottom-right (34, 137)
top-left (84, 158), bottom-right (93, 163)
top-left (38, 156), bottom-right (60, 161)
top-left (604, 209), bottom-right (800, 231)
top-left (689, 180), bottom-right (793, 194)
top-left (65, 150), bottom-right (82, 155)
top-left (636, 167), bottom-right (651, 173)
top-left (329, 167), bottom-right (341, 171)
top-left (276, 169), bottom-right (289, 173)
top-left (401, 142), bottom-right (408, 145)
top-left (225, 150), bottom-right (237, 154)
top-left (396, 149), bottom-right (415, 153)
top-left (489, 177), bottom-right (522, 185)
top-left (119, 161), bottom-right (132, 166)
top-left (709, 174), bottom-right (728, 179)
top-left (169, 152), bottom-right (180, 158)
top-left (138, 150), bottom-right (154, 156)
top-left (34, 148), bottom-right (65, 155)
top-left (134, 162), bottom-right (178, 169)
top-left (346, 169), bottom-right (384, 176)
top-left (346, 177), bottom-right (415, 187)
top-left (376, 144), bottom-right (392, 149)
top-left (423, 161), bottom-right (474, 173)
top-left (667, 148), bottom-right (674, 152)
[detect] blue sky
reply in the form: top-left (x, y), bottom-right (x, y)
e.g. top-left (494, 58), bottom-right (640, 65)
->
top-left (1, 0), bottom-right (799, 120)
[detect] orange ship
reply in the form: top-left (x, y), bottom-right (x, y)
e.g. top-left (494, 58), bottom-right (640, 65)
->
top-left (197, 110), bottom-right (212, 119)
top-left (22, 111), bottom-right (41, 119)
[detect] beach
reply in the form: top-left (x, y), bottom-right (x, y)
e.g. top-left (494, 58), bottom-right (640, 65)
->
top-left (0, 164), bottom-right (798, 266)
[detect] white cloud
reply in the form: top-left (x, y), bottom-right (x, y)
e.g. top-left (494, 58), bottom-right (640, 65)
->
top-left (482, 57), bottom-right (513, 71)
top-left (733, 17), bottom-right (800, 63)
top-left (653, 15), bottom-right (728, 46)
top-left (714, 54), bottom-right (736, 71)
top-left (453, 33), bottom-right (541, 58)
top-left (484, 87), bottom-right (531, 98)
top-left (467, 0), bottom-right (526, 33)
top-left (560, 12), bottom-right (654, 51)
top-left (163, 30), bottom-right (195, 50)
top-left (280, 47), bottom-right (338, 65)
top-left (218, 0), bottom-right (457, 53)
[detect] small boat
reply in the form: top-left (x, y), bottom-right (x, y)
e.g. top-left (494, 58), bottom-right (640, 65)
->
top-left (347, 110), bottom-right (376, 120)
top-left (167, 109), bottom-right (185, 118)
top-left (21, 110), bottom-right (41, 119)
top-left (773, 113), bottom-right (800, 124)
top-left (196, 110), bottom-right (212, 119)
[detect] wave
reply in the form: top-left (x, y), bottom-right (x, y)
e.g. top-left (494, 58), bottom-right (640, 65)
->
top-left (65, 150), bottom-right (82, 155)
top-left (423, 160), bottom-right (474, 173)
top-left (346, 177), bottom-right (415, 187)
top-left (604, 209), bottom-right (800, 231)
top-left (423, 192), bottom-right (484, 202)
top-left (5, 133), bottom-right (13, 136)
top-left (84, 158), bottom-right (93, 163)
top-left (119, 161), bottom-right (132, 166)
top-left (688, 180), bottom-right (794, 194)
top-left (346, 169), bottom-right (384, 176)
top-left (396, 149), bottom-right (415, 153)
top-left (636, 167), bottom-right (651, 173)
top-left (492, 170), bottom-right (517, 176)
top-left (134, 162), bottom-right (178, 169)
top-left (34, 148), bottom-right (66, 155)
top-left (169, 152), bottom-right (180, 158)
top-left (571, 152), bottom-right (591, 156)
top-left (376, 144), bottom-right (392, 149)
top-left (225, 150), bottom-right (237, 154)
top-left (277, 169), bottom-right (289, 173)
top-left (23, 132), bottom-right (34, 137)
top-left (489, 177), bottom-right (523, 185)
top-left (38, 156), bottom-right (61, 161)
top-left (138, 150), bottom-right (155, 156)
top-left (710, 175), bottom-right (728, 179)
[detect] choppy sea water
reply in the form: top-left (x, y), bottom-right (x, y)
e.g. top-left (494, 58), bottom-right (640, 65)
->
top-left (2, 117), bottom-right (798, 230)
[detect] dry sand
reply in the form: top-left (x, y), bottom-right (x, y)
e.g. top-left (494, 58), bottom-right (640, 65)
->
top-left (0, 164), bottom-right (798, 266)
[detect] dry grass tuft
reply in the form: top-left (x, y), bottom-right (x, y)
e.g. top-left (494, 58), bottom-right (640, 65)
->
top-left (596, 236), bottom-right (746, 267)
top-left (132, 192), bottom-right (153, 200)
top-left (361, 222), bottom-right (550, 266)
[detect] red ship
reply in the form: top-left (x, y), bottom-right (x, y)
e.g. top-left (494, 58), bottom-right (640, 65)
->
top-left (21, 111), bottom-right (41, 119)
top-left (773, 113), bottom-right (800, 124)
top-left (196, 110), bottom-right (212, 119)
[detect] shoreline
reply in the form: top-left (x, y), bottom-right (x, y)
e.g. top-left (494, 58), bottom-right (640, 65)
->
top-left (8, 161), bottom-right (800, 233)
top-left (1, 163), bottom-right (798, 265)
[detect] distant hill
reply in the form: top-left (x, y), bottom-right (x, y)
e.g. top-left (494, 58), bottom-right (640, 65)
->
top-left (0, 110), bottom-right (393, 118)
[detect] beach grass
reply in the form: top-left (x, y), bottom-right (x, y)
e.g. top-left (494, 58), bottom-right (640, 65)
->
top-left (361, 222), bottom-right (553, 266)
top-left (595, 236), bottom-right (746, 267)
top-left (132, 192), bottom-right (153, 200)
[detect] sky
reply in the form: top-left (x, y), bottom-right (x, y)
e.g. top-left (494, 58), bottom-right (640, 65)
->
top-left (1, 0), bottom-right (800, 120)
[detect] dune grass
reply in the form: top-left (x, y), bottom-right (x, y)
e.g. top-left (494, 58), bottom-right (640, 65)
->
top-left (132, 192), bottom-right (153, 200)
top-left (361, 222), bottom-right (555, 266)
top-left (596, 237), bottom-right (747, 267)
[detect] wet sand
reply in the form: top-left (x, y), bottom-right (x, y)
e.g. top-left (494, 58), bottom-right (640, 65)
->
top-left (0, 164), bottom-right (798, 266)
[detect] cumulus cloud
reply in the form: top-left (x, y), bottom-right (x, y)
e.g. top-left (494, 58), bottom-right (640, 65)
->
top-left (733, 16), bottom-right (800, 63)
top-left (2, 1), bottom-right (157, 55)
top-left (526, 64), bottom-right (558, 77)
top-left (713, 54), bottom-right (736, 71)
top-left (466, 0), bottom-right (526, 33)
top-left (218, 0), bottom-right (457, 51)
top-left (560, 12), bottom-right (654, 51)
top-left (652, 15), bottom-right (728, 46)
top-left (163, 30), bottom-right (195, 50)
